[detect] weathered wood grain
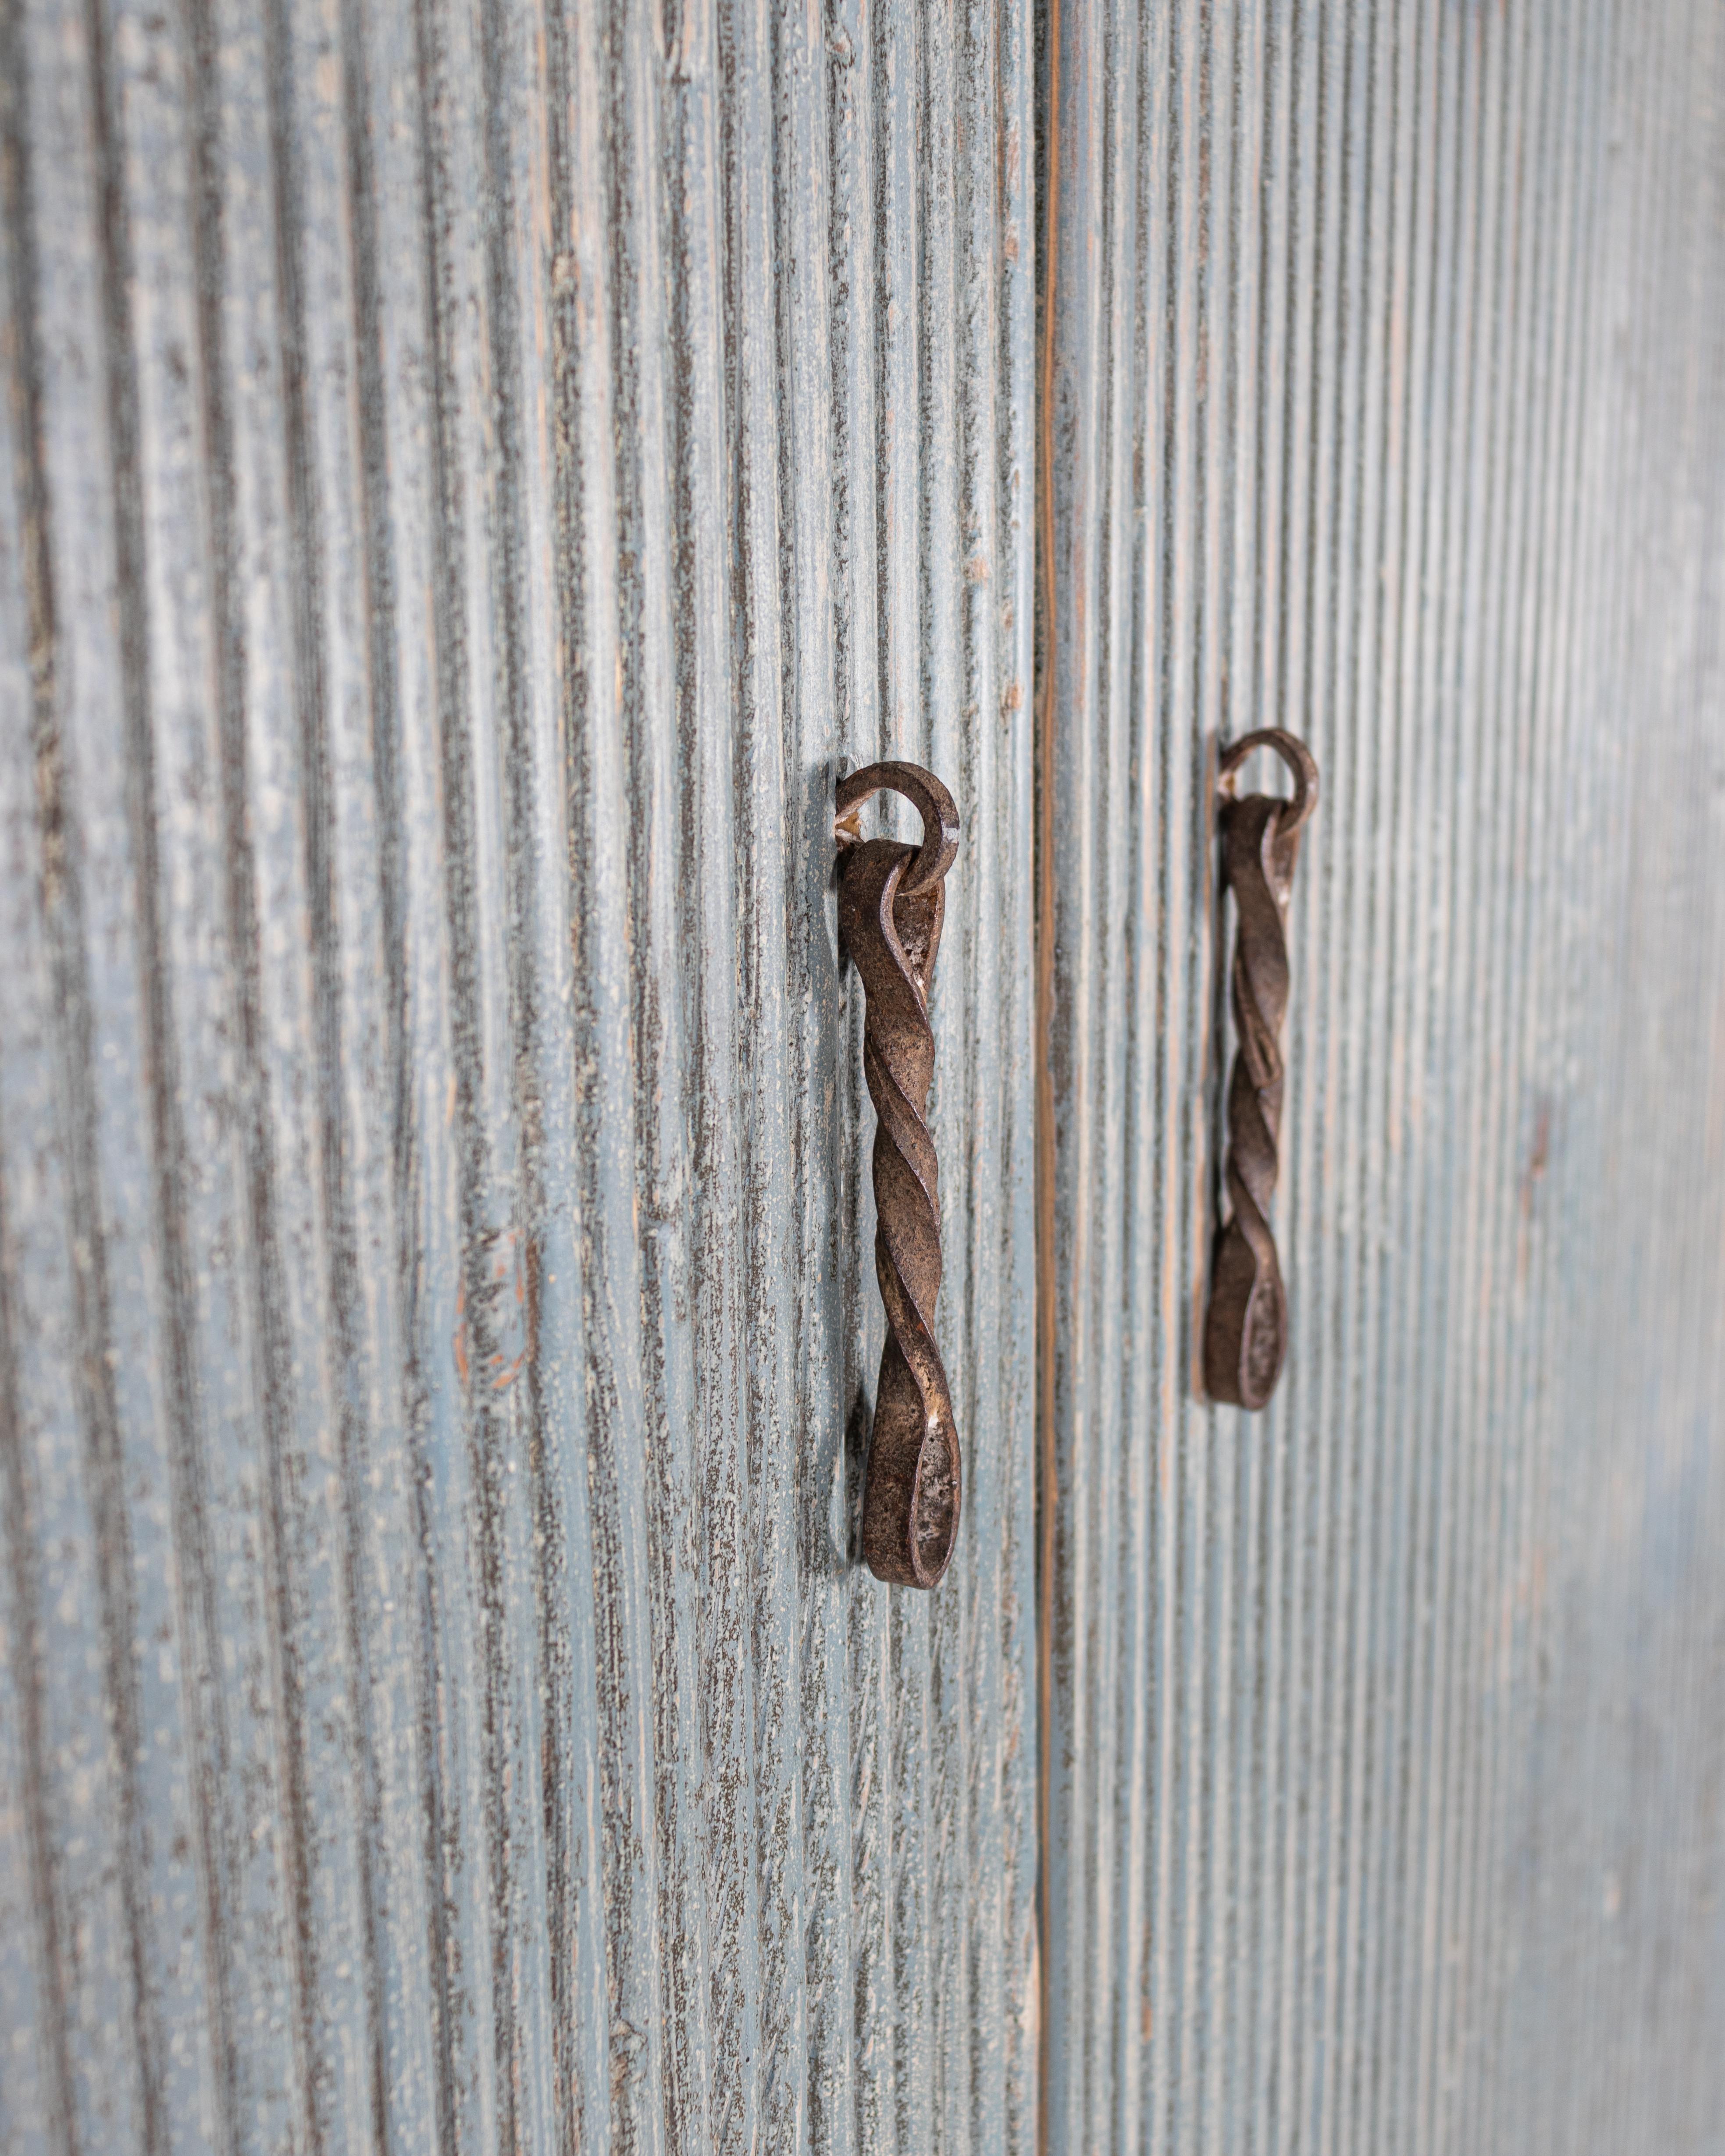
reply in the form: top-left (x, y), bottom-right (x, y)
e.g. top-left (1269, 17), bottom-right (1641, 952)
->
top-left (0, 0), bottom-right (1037, 2148)
top-left (11, 0), bottom-right (1725, 2145)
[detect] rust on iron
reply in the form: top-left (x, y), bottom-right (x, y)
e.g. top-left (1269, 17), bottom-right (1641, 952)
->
top-left (1204, 729), bottom-right (1320, 1411)
top-left (836, 761), bottom-right (962, 1588)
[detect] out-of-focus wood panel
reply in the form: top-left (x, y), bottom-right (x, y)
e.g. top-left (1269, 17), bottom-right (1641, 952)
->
top-left (1041, 1), bottom-right (1725, 2150)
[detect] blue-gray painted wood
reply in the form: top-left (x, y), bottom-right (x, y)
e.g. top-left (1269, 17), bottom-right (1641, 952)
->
top-left (0, 0), bottom-right (1038, 2147)
top-left (8, 0), bottom-right (1725, 2146)
top-left (1041, 0), bottom-right (1725, 2150)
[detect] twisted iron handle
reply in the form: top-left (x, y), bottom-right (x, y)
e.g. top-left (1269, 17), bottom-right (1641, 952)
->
top-left (1204, 730), bottom-right (1319, 1410)
top-left (836, 762), bottom-right (962, 1588)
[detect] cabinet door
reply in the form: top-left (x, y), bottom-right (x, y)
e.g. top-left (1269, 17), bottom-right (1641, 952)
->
top-left (1040, 3), bottom-right (1725, 2152)
top-left (0, 0), bottom-right (1036, 2149)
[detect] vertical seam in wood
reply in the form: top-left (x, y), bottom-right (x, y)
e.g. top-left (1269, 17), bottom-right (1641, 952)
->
top-left (1034, 0), bottom-right (1059, 2145)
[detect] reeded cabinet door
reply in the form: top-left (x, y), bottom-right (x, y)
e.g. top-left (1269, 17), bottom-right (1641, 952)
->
top-left (1040, 3), bottom-right (1725, 2152)
top-left (0, 0), bottom-right (1035, 2147)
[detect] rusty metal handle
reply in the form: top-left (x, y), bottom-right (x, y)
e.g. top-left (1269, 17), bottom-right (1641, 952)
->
top-left (1203, 729), bottom-right (1320, 1410)
top-left (836, 761), bottom-right (962, 1588)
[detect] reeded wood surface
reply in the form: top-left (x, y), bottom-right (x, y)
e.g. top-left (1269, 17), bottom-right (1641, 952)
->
top-left (1042, 0), bottom-right (1725, 2151)
top-left (0, 0), bottom-right (1037, 2147)
top-left (10, 0), bottom-right (1725, 2146)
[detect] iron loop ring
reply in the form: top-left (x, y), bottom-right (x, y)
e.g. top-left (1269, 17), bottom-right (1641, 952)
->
top-left (1218, 727), bottom-right (1320, 837)
top-left (835, 760), bottom-right (960, 896)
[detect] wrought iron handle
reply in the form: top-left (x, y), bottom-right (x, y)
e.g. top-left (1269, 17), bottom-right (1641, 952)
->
top-left (836, 761), bottom-right (962, 1589)
top-left (1203, 729), bottom-right (1320, 1410)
